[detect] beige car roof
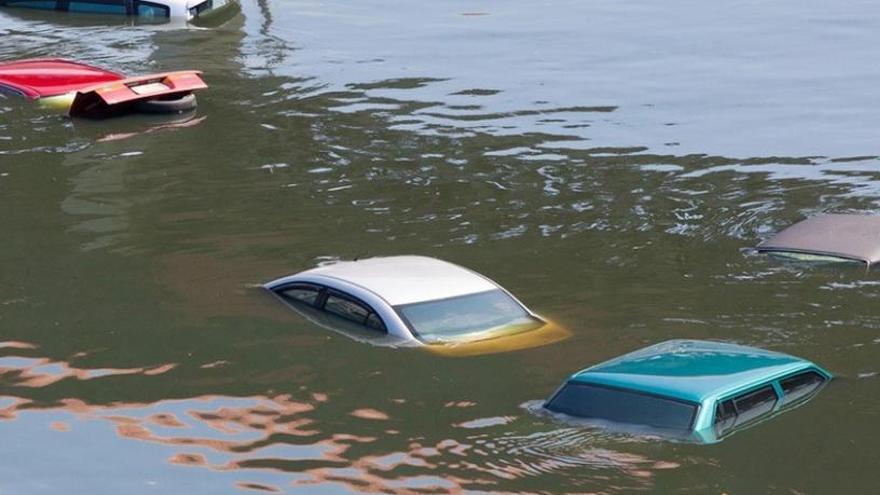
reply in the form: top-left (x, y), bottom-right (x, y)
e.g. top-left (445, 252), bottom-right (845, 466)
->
top-left (757, 214), bottom-right (880, 264)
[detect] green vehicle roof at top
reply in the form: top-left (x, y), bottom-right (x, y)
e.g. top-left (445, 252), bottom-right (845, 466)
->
top-left (545, 340), bottom-right (832, 443)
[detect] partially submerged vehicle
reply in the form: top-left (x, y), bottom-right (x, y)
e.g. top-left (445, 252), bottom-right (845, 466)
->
top-left (264, 256), bottom-right (569, 355)
top-left (0, 58), bottom-right (207, 118)
top-left (757, 214), bottom-right (880, 266)
top-left (543, 340), bottom-right (831, 443)
top-left (0, 0), bottom-right (237, 21)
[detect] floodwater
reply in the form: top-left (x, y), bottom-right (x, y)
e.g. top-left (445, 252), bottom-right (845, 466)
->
top-left (1, 0), bottom-right (879, 493)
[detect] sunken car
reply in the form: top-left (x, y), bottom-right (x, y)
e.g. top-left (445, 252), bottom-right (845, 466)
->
top-left (0, 58), bottom-right (207, 117)
top-left (264, 256), bottom-right (567, 353)
top-left (543, 340), bottom-right (831, 443)
top-left (757, 213), bottom-right (880, 265)
top-left (0, 0), bottom-right (236, 21)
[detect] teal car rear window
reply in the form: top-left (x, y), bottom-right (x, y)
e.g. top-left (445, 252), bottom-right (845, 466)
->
top-left (545, 383), bottom-right (697, 431)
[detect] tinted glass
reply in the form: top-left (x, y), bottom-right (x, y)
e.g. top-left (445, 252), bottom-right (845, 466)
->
top-left (0, 85), bottom-right (26, 97)
top-left (732, 386), bottom-right (778, 426)
top-left (67, 1), bottom-right (126, 13)
top-left (189, 0), bottom-right (211, 15)
top-left (545, 383), bottom-right (697, 431)
top-left (396, 289), bottom-right (541, 343)
top-left (6, 0), bottom-right (57, 9)
top-left (324, 293), bottom-right (370, 324)
top-left (365, 313), bottom-right (386, 332)
top-left (278, 285), bottom-right (319, 305)
top-left (780, 371), bottom-right (826, 406)
top-left (136, 1), bottom-right (169, 16)
top-left (713, 399), bottom-right (736, 437)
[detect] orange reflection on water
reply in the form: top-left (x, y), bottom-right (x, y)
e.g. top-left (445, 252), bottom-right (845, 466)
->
top-left (49, 421), bottom-right (70, 432)
top-left (0, 389), bottom-right (681, 494)
top-left (95, 115), bottom-right (208, 143)
top-left (0, 341), bottom-right (37, 350)
top-left (189, 395), bottom-right (320, 438)
top-left (0, 397), bottom-right (30, 420)
top-left (0, 346), bottom-right (677, 494)
top-left (0, 351), bottom-right (177, 389)
top-left (350, 408), bottom-right (390, 420)
top-left (149, 413), bottom-right (188, 428)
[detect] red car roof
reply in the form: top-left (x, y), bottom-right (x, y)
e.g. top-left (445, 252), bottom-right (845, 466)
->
top-left (0, 58), bottom-right (124, 99)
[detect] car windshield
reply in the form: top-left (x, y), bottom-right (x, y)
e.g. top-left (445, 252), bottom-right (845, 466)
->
top-left (545, 383), bottom-right (698, 431)
top-left (396, 289), bottom-right (542, 343)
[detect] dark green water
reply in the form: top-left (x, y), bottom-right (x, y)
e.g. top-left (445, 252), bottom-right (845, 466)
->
top-left (2, 1), bottom-right (879, 493)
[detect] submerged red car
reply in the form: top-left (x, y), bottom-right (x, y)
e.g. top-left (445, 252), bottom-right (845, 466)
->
top-left (0, 58), bottom-right (207, 117)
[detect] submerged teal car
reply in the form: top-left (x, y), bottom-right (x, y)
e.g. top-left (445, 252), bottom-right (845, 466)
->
top-left (544, 340), bottom-right (831, 443)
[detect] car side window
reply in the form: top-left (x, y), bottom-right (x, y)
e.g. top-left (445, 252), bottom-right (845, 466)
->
top-left (5, 0), bottom-right (58, 9)
top-left (732, 385), bottom-right (778, 427)
top-left (278, 284), bottom-right (320, 306)
top-left (135, 0), bottom-right (169, 16)
top-left (713, 399), bottom-right (736, 437)
top-left (325, 293), bottom-right (370, 322)
top-left (0, 84), bottom-right (26, 97)
top-left (189, 0), bottom-right (213, 16)
top-left (322, 292), bottom-right (386, 333)
top-left (365, 313), bottom-right (386, 332)
top-left (780, 371), bottom-right (826, 406)
top-left (67, 0), bottom-right (126, 14)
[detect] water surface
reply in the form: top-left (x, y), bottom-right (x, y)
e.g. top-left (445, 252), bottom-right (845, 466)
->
top-left (2, 1), bottom-right (880, 493)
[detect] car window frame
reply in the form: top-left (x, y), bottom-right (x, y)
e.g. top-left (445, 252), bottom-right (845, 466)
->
top-left (712, 399), bottom-right (737, 437)
top-left (320, 289), bottom-right (387, 333)
top-left (712, 367), bottom-right (830, 435)
top-left (188, 0), bottom-right (212, 16)
top-left (364, 312), bottom-right (386, 332)
top-left (730, 385), bottom-right (779, 428)
top-left (134, 0), bottom-right (169, 16)
top-left (777, 369), bottom-right (828, 408)
top-left (275, 282), bottom-right (323, 307)
top-left (323, 290), bottom-right (372, 323)
top-left (712, 381), bottom-right (783, 437)
top-left (272, 283), bottom-right (387, 334)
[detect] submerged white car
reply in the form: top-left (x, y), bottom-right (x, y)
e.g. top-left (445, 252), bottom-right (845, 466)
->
top-left (264, 256), bottom-right (551, 347)
top-left (0, 0), bottom-right (237, 21)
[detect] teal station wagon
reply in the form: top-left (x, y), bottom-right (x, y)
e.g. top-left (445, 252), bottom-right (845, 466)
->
top-left (544, 340), bottom-right (831, 443)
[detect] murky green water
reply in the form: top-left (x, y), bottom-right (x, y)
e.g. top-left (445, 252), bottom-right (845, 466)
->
top-left (2, 1), bottom-right (880, 493)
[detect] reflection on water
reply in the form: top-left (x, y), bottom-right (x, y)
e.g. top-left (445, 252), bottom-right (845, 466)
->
top-left (0, 347), bottom-right (680, 493)
top-left (3, 0), bottom-right (880, 492)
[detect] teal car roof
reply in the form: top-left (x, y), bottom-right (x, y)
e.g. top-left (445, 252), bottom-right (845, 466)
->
top-left (569, 340), bottom-right (823, 404)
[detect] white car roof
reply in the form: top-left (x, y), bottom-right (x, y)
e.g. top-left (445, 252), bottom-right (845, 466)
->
top-left (285, 256), bottom-right (499, 306)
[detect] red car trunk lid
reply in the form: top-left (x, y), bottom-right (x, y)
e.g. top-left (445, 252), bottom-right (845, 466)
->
top-left (0, 58), bottom-right (124, 99)
top-left (68, 71), bottom-right (208, 117)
